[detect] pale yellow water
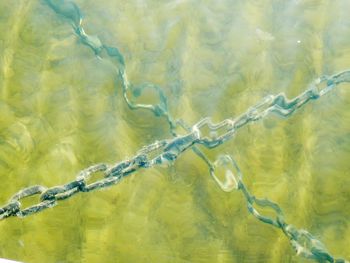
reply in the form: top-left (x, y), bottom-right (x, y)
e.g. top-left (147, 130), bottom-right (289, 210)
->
top-left (0, 0), bottom-right (349, 262)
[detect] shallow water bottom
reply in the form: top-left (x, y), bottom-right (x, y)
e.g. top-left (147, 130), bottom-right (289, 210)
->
top-left (0, 0), bottom-right (349, 262)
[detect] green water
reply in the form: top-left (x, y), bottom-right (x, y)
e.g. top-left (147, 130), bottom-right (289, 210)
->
top-left (0, 0), bottom-right (349, 262)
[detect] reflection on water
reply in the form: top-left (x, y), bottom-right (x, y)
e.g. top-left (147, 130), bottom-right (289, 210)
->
top-left (0, 0), bottom-right (349, 262)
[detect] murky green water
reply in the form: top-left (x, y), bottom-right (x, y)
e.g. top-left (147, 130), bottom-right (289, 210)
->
top-left (0, 0), bottom-right (349, 262)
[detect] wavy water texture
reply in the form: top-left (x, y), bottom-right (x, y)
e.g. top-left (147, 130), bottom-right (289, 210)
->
top-left (0, 0), bottom-right (349, 262)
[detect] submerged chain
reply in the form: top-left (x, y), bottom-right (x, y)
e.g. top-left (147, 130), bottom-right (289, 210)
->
top-left (1, 68), bottom-right (349, 262)
top-left (1, 1), bottom-right (349, 262)
top-left (210, 155), bottom-right (347, 263)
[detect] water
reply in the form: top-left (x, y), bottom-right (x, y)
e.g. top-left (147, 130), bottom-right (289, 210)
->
top-left (0, 0), bottom-right (349, 262)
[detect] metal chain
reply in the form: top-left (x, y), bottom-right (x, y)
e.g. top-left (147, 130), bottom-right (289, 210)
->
top-left (1, 70), bottom-right (349, 222)
top-left (210, 155), bottom-right (347, 263)
top-left (1, 1), bottom-right (349, 262)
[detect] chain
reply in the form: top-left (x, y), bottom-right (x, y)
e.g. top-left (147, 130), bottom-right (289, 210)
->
top-left (1, 70), bottom-right (348, 220)
top-left (1, 69), bottom-right (349, 263)
top-left (210, 155), bottom-right (347, 263)
top-left (1, 0), bottom-right (349, 262)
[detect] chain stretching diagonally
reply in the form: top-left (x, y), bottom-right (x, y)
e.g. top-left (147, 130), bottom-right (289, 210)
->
top-left (1, 69), bottom-right (349, 262)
